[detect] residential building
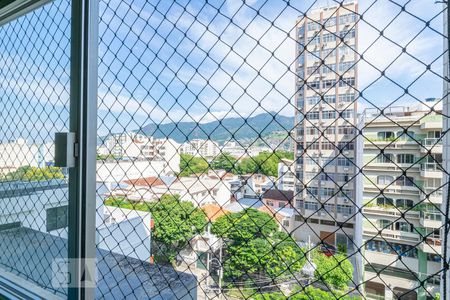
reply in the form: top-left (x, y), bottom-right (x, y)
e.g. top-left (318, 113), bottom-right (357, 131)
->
top-left (177, 204), bottom-right (228, 271)
top-left (0, 139), bottom-right (55, 175)
top-left (277, 158), bottom-right (295, 191)
top-left (241, 173), bottom-right (275, 197)
top-left (103, 132), bottom-right (180, 174)
top-left (262, 189), bottom-right (294, 209)
top-left (362, 99), bottom-right (443, 300)
top-left (294, 1), bottom-right (360, 250)
top-left (0, 179), bottom-right (153, 263)
top-left (111, 173), bottom-right (237, 207)
top-left (180, 139), bottom-right (220, 158)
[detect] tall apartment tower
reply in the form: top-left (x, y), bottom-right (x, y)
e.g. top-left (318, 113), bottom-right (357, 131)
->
top-left (294, 1), bottom-right (359, 250)
top-left (362, 99), bottom-right (443, 300)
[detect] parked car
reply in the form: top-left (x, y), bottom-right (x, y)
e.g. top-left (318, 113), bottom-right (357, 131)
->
top-left (319, 242), bottom-right (336, 256)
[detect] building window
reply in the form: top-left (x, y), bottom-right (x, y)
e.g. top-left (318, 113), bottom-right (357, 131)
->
top-left (396, 175), bottom-right (415, 187)
top-left (397, 154), bottom-right (415, 164)
top-left (377, 131), bottom-right (395, 140)
top-left (322, 33), bottom-right (336, 43)
top-left (378, 219), bottom-right (392, 230)
top-left (324, 16), bottom-right (336, 27)
top-left (377, 175), bottom-right (394, 185)
top-left (395, 199), bottom-right (414, 209)
top-left (322, 110), bottom-right (336, 119)
top-left (395, 222), bottom-right (413, 232)
top-left (46, 205), bottom-right (68, 232)
top-left (377, 197), bottom-right (394, 206)
top-left (339, 13), bottom-right (357, 24)
top-left (377, 153), bottom-right (394, 163)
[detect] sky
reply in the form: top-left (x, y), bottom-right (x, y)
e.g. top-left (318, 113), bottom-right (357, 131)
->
top-left (0, 0), bottom-right (446, 141)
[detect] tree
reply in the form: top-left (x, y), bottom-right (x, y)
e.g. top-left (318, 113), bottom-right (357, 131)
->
top-left (104, 194), bottom-right (207, 263)
top-left (212, 209), bottom-right (304, 283)
top-left (313, 252), bottom-right (354, 289)
top-left (150, 194), bottom-right (207, 262)
top-left (210, 152), bottom-right (237, 172)
top-left (212, 208), bottom-right (279, 242)
top-left (2, 166), bottom-right (65, 181)
top-left (252, 286), bottom-right (362, 300)
top-left (235, 150), bottom-right (294, 176)
top-left (179, 154), bottom-right (209, 176)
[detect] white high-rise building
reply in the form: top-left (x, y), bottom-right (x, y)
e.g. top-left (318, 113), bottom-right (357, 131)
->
top-left (180, 139), bottom-right (220, 158)
top-left (293, 1), bottom-right (360, 250)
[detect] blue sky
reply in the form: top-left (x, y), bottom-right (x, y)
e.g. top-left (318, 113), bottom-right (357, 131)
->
top-left (0, 0), bottom-right (446, 141)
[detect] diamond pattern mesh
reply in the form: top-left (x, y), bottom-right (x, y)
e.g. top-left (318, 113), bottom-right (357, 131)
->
top-left (0, 0), bottom-right (448, 299)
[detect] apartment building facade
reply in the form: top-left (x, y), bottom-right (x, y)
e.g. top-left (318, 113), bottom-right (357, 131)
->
top-left (180, 139), bottom-right (220, 158)
top-left (101, 132), bottom-right (180, 174)
top-left (362, 99), bottom-right (443, 300)
top-left (294, 1), bottom-right (360, 250)
top-left (277, 158), bottom-right (295, 191)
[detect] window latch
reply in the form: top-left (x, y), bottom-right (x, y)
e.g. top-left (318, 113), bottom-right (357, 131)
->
top-left (54, 132), bottom-right (76, 168)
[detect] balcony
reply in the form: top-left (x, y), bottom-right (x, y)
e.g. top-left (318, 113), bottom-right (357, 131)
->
top-left (363, 206), bottom-right (420, 220)
top-left (363, 227), bottom-right (421, 244)
top-left (420, 163), bottom-right (443, 178)
top-left (421, 138), bottom-right (443, 154)
top-left (421, 188), bottom-right (443, 204)
top-left (420, 237), bottom-right (442, 254)
top-left (420, 211), bottom-right (443, 229)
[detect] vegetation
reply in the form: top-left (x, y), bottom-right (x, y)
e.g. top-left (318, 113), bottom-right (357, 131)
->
top-left (96, 153), bottom-right (118, 161)
top-left (252, 286), bottom-right (362, 300)
top-left (212, 209), bottom-right (305, 283)
top-left (312, 251), bottom-right (354, 289)
top-left (140, 112), bottom-right (294, 143)
top-left (1, 166), bottom-right (65, 181)
top-left (210, 152), bottom-right (238, 172)
top-left (237, 150), bottom-right (294, 176)
top-left (180, 150), bottom-right (294, 177)
top-left (179, 154), bottom-right (209, 176)
top-left (104, 194), bottom-right (207, 263)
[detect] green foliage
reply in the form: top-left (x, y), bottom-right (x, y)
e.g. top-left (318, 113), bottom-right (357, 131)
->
top-left (104, 194), bottom-right (207, 263)
top-left (337, 243), bottom-right (347, 254)
top-left (2, 166), bottom-right (65, 181)
top-left (252, 286), bottom-right (362, 300)
top-left (313, 252), bottom-right (353, 289)
top-left (179, 150), bottom-right (294, 177)
top-left (212, 209), bottom-right (304, 282)
top-left (236, 151), bottom-right (294, 176)
top-left (212, 208), bottom-right (279, 242)
top-left (210, 152), bottom-right (238, 172)
top-left (150, 194), bottom-right (207, 262)
top-left (179, 154), bottom-right (209, 176)
top-left (96, 153), bottom-right (118, 161)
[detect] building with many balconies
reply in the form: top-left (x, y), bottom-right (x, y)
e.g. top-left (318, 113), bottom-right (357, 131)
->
top-left (362, 99), bottom-right (443, 300)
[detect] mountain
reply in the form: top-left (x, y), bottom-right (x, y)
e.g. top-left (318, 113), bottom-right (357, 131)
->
top-left (139, 113), bottom-right (295, 144)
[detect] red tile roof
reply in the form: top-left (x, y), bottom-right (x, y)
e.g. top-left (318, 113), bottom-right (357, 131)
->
top-left (123, 177), bottom-right (165, 187)
top-left (262, 189), bottom-right (294, 202)
top-left (201, 204), bottom-right (230, 222)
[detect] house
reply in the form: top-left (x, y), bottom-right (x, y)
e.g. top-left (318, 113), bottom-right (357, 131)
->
top-left (276, 158), bottom-right (295, 191)
top-left (240, 173), bottom-right (275, 197)
top-left (262, 189), bottom-right (294, 209)
top-left (111, 173), bottom-right (237, 207)
top-left (177, 204), bottom-right (228, 271)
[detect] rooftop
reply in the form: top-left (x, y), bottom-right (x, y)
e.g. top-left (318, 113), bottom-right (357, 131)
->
top-left (0, 227), bottom-right (197, 300)
top-left (262, 189), bottom-right (294, 202)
